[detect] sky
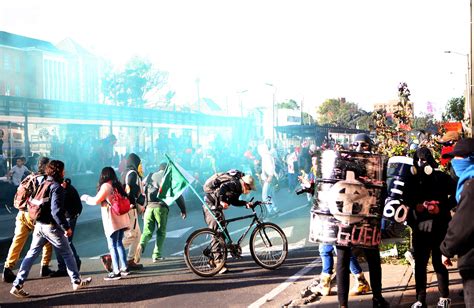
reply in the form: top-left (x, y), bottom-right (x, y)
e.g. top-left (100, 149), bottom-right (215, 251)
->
top-left (0, 0), bottom-right (470, 118)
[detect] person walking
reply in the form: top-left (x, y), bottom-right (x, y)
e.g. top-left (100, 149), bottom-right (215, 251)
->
top-left (81, 167), bottom-right (130, 280)
top-left (2, 157), bottom-right (53, 283)
top-left (138, 162), bottom-right (187, 262)
top-left (440, 138), bottom-right (474, 308)
top-left (257, 143), bottom-right (279, 216)
top-left (10, 160), bottom-right (91, 298)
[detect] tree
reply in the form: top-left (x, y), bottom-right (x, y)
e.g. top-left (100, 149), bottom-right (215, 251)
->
top-left (317, 98), bottom-right (360, 128)
top-left (442, 96), bottom-right (464, 122)
top-left (276, 99), bottom-right (299, 110)
top-left (101, 57), bottom-right (168, 107)
top-left (412, 113), bottom-right (438, 132)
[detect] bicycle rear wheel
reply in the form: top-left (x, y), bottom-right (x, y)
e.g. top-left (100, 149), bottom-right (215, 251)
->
top-left (250, 222), bottom-right (288, 269)
top-left (184, 228), bottom-right (227, 277)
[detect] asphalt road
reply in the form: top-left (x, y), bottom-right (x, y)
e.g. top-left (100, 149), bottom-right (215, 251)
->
top-left (0, 189), bottom-right (325, 307)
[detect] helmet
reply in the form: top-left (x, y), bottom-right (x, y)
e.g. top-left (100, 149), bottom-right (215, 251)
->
top-left (242, 174), bottom-right (256, 191)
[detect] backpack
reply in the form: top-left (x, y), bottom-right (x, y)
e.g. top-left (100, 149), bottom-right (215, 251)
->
top-left (27, 179), bottom-right (53, 220)
top-left (13, 174), bottom-right (42, 210)
top-left (108, 188), bottom-right (131, 216)
top-left (203, 170), bottom-right (244, 194)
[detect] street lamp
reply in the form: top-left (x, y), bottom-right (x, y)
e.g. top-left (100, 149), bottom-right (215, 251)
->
top-left (444, 50), bottom-right (472, 134)
top-left (265, 83), bottom-right (276, 144)
top-left (237, 89), bottom-right (248, 117)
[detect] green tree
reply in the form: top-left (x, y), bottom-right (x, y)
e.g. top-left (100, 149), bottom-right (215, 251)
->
top-left (442, 96), bottom-right (465, 121)
top-left (276, 99), bottom-right (299, 110)
top-left (317, 98), bottom-right (360, 128)
top-left (102, 57), bottom-right (168, 107)
top-left (413, 113), bottom-right (438, 132)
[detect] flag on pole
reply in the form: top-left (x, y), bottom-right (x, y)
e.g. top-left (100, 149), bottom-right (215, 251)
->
top-left (158, 156), bottom-right (195, 205)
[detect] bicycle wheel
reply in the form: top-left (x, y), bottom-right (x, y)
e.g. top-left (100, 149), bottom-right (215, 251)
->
top-left (184, 228), bottom-right (227, 277)
top-left (250, 222), bottom-right (288, 270)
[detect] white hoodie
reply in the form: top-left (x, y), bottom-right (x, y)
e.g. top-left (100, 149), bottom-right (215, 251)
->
top-left (258, 144), bottom-right (276, 181)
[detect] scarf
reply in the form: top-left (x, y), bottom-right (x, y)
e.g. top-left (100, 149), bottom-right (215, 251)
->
top-left (451, 157), bottom-right (474, 202)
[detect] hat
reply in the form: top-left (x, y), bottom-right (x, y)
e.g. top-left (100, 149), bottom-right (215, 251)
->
top-left (442, 138), bottom-right (474, 158)
top-left (241, 174), bottom-right (256, 191)
top-left (437, 131), bottom-right (460, 144)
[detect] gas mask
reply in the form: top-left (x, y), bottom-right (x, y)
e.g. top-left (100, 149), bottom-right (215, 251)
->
top-left (416, 160), bottom-right (433, 176)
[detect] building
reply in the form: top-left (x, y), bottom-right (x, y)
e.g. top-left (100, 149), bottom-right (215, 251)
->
top-left (373, 99), bottom-right (414, 115)
top-left (0, 31), bottom-right (100, 103)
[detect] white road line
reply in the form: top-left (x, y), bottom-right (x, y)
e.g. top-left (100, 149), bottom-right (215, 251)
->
top-left (248, 258), bottom-right (321, 308)
top-left (277, 204), bottom-right (308, 217)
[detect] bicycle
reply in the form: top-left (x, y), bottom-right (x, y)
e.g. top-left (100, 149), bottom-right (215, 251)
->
top-left (183, 198), bottom-right (288, 277)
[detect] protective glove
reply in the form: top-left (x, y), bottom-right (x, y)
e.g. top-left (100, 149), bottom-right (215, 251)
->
top-left (418, 219), bottom-right (433, 232)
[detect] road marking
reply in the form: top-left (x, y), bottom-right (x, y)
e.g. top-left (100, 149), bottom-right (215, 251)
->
top-left (248, 258), bottom-right (321, 308)
top-left (278, 204), bottom-right (308, 217)
top-left (166, 226), bottom-right (193, 238)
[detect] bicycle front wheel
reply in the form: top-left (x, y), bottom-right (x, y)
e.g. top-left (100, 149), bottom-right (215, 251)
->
top-left (184, 228), bottom-right (227, 277)
top-left (250, 222), bottom-right (288, 270)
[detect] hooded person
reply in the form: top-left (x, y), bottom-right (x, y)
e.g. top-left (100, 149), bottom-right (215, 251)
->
top-left (405, 147), bottom-right (457, 308)
top-left (440, 138), bottom-right (474, 308)
top-left (121, 153), bottom-right (145, 270)
top-left (257, 143), bottom-right (279, 216)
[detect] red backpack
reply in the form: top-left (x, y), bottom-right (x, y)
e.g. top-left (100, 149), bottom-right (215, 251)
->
top-left (108, 189), bottom-right (131, 216)
top-left (13, 174), bottom-right (42, 210)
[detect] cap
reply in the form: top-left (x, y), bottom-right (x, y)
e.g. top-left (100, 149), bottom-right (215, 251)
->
top-left (437, 131), bottom-right (460, 144)
top-left (241, 174), bottom-right (256, 191)
top-left (442, 138), bottom-right (474, 158)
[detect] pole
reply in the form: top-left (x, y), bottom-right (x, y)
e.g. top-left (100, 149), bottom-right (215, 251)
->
top-left (470, 0), bottom-right (474, 136)
top-left (272, 90), bottom-right (275, 144)
top-left (196, 78), bottom-right (200, 145)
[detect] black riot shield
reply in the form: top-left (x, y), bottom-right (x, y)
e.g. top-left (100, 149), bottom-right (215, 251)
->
top-left (309, 150), bottom-right (387, 248)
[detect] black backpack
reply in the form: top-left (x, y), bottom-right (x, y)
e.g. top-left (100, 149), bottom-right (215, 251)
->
top-left (203, 169), bottom-right (244, 194)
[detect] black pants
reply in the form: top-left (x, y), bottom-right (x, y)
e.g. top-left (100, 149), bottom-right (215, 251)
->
top-left (336, 246), bottom-right (383, 306)
top-left (462, 277), bottom-right (474, 308)
top-left (412, 229), bottom-right (449, 303)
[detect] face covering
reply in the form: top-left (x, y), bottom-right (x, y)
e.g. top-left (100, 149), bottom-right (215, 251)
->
top-left (451, 157), bottom-right (474, 177)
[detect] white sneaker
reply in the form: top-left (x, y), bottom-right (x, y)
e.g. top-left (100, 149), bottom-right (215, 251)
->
top-left (10, 285), bottom-right (29, 298)
top-left (73, 277), bottom-right (92, 290)
top-left (411, 301), bottom-right (426, 308)
top-left (218, 266), bottom-right (228, 274)
top-left (437, 297), bottom-right (451, 308)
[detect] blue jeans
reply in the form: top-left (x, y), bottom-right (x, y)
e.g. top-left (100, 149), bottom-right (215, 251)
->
top-left (319, 244), bottom-right (362, 275)
top-left (55, 216), bottom-right (81, 271)
top-left (262, 180), bottom-right (278, 213)
top-left (13, 222), bottom-right (80, 287)
top-left (107, 229), bottom-right (128, 273)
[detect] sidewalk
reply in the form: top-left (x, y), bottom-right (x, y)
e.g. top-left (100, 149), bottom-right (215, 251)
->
top-left (300, 261), bottom-right (465, 307)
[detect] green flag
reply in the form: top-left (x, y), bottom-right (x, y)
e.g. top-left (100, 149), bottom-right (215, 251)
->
top-left (158, 157), bottom-right (194, 205)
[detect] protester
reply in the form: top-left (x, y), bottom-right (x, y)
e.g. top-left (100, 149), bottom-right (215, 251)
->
top-left (440, 138), bottom-right (474, 308)
top-left (2, 157), bottom-right (53, 283)
top-left (139, 162), bottom-right (187, 262)
top-left (406, 147), bottom-right (456, 308)
top-left (50, 178), bottom-right (83, 277)
top-left (10, 160), bottom-right (91, 298)
top-left (335, 133), bottom-right (389, 308)
top-left (81, 166), bottom-right (131, 280)
top-left (8, 157), bottom-right (30, 187)
top-left (257, 143), bottom-right (279, 216)
top-left (202, 170), bottom-right (256, 274)
top-left (286, 146), bottom-right (298, 192)
top-left (121, 153), bottom-right (145, 270)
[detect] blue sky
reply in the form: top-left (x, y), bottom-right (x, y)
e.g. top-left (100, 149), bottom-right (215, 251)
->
top-left (0, 0), bottom-right (470, 118)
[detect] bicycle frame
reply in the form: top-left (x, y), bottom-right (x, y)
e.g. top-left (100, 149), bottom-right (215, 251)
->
top-left (222, 210), bottom-right (261, 246)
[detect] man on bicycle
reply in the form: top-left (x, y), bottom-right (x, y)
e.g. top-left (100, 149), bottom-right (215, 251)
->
top-left (202, 170), bottom-right (256, 274)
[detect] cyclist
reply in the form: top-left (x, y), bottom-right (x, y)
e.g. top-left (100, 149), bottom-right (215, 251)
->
top-left (202, 171), bottom-right (256, 274)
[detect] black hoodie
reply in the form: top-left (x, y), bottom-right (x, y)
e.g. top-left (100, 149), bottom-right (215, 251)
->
top-left (122, 153), bottom-right (142, 205)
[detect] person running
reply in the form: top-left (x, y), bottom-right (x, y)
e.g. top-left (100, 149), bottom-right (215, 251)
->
top-left (10, 160), bottom-right (91, 298)
top-left (81, 167), bottom-right (130, 280)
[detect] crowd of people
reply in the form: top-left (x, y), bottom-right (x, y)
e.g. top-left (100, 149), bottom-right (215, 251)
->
top-left (1, 132), bottom-right (473, 308)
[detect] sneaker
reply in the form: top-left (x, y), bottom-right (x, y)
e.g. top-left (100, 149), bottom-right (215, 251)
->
top-left (127, 260), bottom-right (143, 270)
top-left (437, 297), bottom-right (451, 308)
top-left (411, 301), bottom-right (426, 308)
top-left (3, 267), bottom-right (16, 283)
top-left (120, 268), bottom-right (130, 277)
top-left (40, 265), bottom-right (53, 277)
top-left (100, 254), bottom-right (113, 272)
top-left (50, 269), bottom-right (68, 277)
top-left (373, 296), bottom-right (390, 308)
top-left (218, 266), bottom-right (228, 274)
top-left (405, 251), bottom-right (415, 270)
top-left (153, 257), bottom-right (165, 263)
top-left (10, 285), bottom-right (29, 298)
top-left (104, 272), bottom-right (121, 281)
top-left (73, 277), bottom-right (92, 290)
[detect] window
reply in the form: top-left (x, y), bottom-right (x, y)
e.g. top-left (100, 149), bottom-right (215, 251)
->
top-left (15, 57), bottom-right (20, 72)
top-left (4, 54), bottom-right (10, 70)
top-left (15, 85), bottom-right (20, 96)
